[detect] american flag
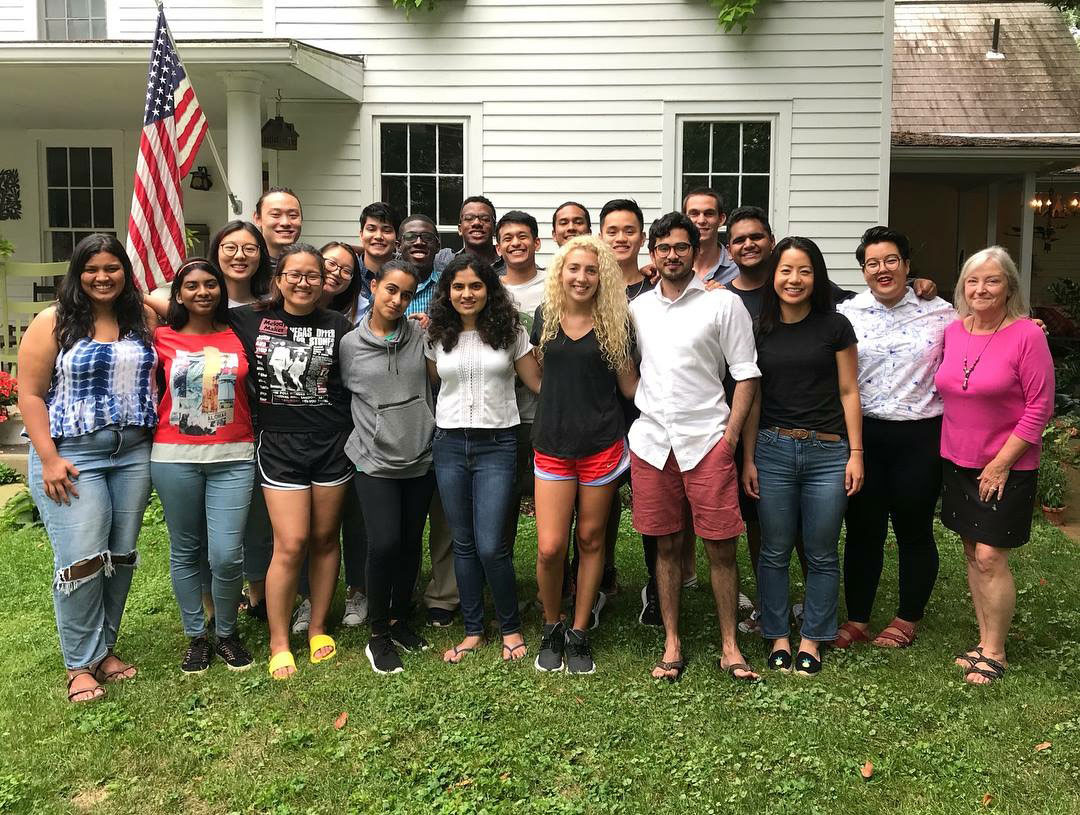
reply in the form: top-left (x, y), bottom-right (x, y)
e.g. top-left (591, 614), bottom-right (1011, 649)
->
top-left (126, 7), bottom-right (208, 291)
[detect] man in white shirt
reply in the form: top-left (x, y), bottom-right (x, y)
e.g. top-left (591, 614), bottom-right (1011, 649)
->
top-left (629, 211), bottom-right (761, 682)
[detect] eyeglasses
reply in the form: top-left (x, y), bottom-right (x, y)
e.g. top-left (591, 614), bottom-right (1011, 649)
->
top-left (401, 231), bottom-right (439, 245)
top-left (323, 257), bottom-right (354, 277)
top-left (281, 271), bottom-right (324, 285)
top-left (461, 213), bottom-right (494, 224)
top-left (653, 242), bottom-right (693, 256)
top-left (862, 255), bottom-right (903, 273)
top-left (220, 242), bottom-right (260, 257)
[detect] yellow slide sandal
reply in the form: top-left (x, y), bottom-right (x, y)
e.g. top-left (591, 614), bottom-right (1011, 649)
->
top-left (268, 650), bottom-right (296, 680)
top-left (309, 634), bottom-right (337, 665)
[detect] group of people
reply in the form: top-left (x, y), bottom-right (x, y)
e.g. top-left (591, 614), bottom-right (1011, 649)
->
top-left (16, 184), bottom-right (1055, 703)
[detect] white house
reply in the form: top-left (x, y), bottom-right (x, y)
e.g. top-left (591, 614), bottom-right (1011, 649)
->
top-left (0, 0), bottom-right (896, 286)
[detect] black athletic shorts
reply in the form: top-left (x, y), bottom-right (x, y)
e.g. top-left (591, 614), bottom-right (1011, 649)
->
top-left (257, 429), bottom-right (353, 490)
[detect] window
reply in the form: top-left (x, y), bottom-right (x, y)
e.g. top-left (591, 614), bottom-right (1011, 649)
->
top-left (379, 122), bottom-right (465, 251)
top-left (42, 0), bottom-right (107, 40)
top-left (45, 146), bottom-right (115, 261)
top-left (680, 120), bottom-right (772, 213)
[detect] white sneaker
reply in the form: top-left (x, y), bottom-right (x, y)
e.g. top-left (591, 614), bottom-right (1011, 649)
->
top-left (738, 592), bottom-right (755, 612)
top-left (342, 592), bottom-right (368, 627)
top-left (291, 598), bottom-right (311, 634)
top-left (589, 591), bottom-right (607, 631)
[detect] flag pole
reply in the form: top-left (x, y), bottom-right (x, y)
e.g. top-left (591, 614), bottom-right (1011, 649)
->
top-left (156, 0), bottom-right (242, 215)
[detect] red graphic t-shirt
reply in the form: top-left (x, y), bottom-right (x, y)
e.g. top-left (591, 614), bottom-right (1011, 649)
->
top-left (152, 326), bottom-right (254, 462)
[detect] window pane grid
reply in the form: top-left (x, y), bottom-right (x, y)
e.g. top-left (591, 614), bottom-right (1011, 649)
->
top-left (380, 122), bottom-right (464, 234)
top-left (44, 146), bottom-right (114, 261)
top-left (680, 120), bottom-right (772, 214)
top-left (42, 0), bottom-right (106, 41)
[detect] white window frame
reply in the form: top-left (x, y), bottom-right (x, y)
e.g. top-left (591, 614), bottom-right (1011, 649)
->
top-left (662, 101), bottom-right (792, 238)
top-left (39, 0), bottom-right (108, 40)
top-left (361, 103), bottom-right (483, 239)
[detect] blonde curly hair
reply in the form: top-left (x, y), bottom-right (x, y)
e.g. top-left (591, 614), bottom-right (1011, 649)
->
top-left (536, 235), bottom-right (631, 372)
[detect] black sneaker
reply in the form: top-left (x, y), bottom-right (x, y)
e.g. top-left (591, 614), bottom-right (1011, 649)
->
top-left (214, 634), bottom-right (253, 672)
top-left (638, 583), bottom-right (663, 627)
top-left (181, 636), bottom-right (212, 675)
top-left (365, 635), bottom-right (404, 675)
top-left (389, 620), bottom-right (430, 652)
top-left (426, 607), bottom-right (455, 628)
top-left (564, 628), bottom-right (596, 675)
top-left (535, 621), bottom-right (566, 672)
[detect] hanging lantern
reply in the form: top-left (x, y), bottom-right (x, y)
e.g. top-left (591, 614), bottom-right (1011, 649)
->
top-left (261, 90), bottom-right (299, 152)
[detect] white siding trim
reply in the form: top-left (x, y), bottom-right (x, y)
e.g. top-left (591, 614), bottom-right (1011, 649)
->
top-left (661, 100), bottom-right (792, 237)
top-left (878, 0), bottom-right (895, 223)
top-left (23, 0), bottom-right (35, 39)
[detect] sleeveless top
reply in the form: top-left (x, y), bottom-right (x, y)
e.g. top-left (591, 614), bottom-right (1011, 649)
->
top-left (47, 335), bottom-right (158, 439)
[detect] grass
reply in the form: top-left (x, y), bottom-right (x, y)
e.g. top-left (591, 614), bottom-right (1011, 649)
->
top-left (1, 502), bottom-right (1079, 815)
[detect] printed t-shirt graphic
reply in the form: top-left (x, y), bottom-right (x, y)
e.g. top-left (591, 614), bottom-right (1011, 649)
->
top-left (169, 345), bottom-right (239, 434)
top-left (254, 316), bottom-right (336, 406)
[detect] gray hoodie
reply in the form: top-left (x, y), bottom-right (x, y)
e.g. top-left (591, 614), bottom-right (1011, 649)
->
top-left (340, 314), bottom-right (434, 479)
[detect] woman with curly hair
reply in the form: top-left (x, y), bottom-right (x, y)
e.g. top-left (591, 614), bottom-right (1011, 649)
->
top-left (425, 255), bottom-right (541, 664)
top-left (531, 235), bottom-right (638, 674)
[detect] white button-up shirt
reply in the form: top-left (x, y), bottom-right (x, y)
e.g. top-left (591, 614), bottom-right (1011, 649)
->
top-left (629, 276), bottom-right (761, 471)
top-left (837, 288), bottom-right (955, 421)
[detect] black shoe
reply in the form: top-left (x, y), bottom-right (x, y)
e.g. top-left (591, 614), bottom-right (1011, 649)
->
top-left (426, 607), bottom-right (455, 628)
top-left (638, 583), bottom-right (663, 627)
top-left (794, 650), bottom-right (822, 677)
top-left (767, 648), bottom-right (792, 673)
top-left (365, 635), bottom-right (404, 675)
top-left (389, 620), bottom-right (430, 652)
top-left (564, 628), bottom-right (596, 675)
top-left (181, 636), bottom-right (212, 675)
top-left (535, 621), bottom-right (566, 672)
top-left (214, 634), bottom-right (253, 672)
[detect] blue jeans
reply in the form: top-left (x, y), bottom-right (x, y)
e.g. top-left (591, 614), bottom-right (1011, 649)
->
top-left (151, 459), bottom-right (255, 638)
top-left (433, 427), bottom-right (521, 636)
top-left (29, 427), bottom-right (152, 669)
top-left (754, 429), bottom-right (849, 642)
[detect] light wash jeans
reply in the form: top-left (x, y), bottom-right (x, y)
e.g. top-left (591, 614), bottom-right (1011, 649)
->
top-left (29, 426), bottom-right (152, 670)
top-left (151, 458), bottom-right (255, 638)
top-left (754, 429), bottom-right (849, 642)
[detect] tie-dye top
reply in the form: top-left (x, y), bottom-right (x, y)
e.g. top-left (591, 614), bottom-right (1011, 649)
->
top-left (47, 335), bottom-right (158, 438)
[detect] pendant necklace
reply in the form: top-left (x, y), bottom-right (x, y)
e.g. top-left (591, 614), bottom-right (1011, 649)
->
top-left (961, 314), bottom-right (1007, 390)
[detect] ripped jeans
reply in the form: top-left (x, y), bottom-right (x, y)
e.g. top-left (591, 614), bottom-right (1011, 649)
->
top-left (29, 426), bottom-right (152, 670)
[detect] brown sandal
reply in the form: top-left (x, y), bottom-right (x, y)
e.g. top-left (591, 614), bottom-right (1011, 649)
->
top-left (67, 670), bottom-right (105, 703)
top-left (832, 621), bottom-right (871, 649)
top-left (94, 653), bottom-right (138, 683)
top-left (873, 618), bottom-right (917, 648)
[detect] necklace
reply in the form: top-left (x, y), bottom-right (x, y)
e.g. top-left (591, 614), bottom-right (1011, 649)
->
top-left (961, 314), bottom-right (1007, 390)
top-left (626, 278), bottom-right (649, 300)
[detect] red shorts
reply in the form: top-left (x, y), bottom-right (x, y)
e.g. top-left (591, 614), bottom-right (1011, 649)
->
top-left (630, 439), bottom-right (744, 540)
top-left (534, 438), bottom-right (629, 487)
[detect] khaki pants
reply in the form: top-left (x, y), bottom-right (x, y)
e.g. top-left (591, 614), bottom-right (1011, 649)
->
top-left (423, 490), bottom-right (460, 610)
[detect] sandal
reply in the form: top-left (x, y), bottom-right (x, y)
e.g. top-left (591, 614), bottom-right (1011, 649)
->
top-left (94, 653), bottom-right (137, 683)
top-left (67, 670), bottom-right (106, 703)
top-left (873, 618), bottom-right (917, 648)
top-left (269, 650), bottom-right (297, 680)
top-left (309, 634), bottom-right (337, 665)
top-left (955, 645), bottom-right (984, 670)
top-left (444, 641), bottom-right (484, 664)
top-left (832, 621), bottom-right (871, 649)
top-left (652, 659), bottom-right (686, 683)
top-left (719, 660), bottom-right (761, 683)
top-left (964, 655), bottom-right (1006, 685)
top-left (502, 641), bottom-right (528, 662)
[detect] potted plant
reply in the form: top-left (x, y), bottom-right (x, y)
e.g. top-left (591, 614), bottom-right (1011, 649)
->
top-left (1038, 455), bottom-right (1068, 525)
top-left (0, 371), bottom-right (20, 444)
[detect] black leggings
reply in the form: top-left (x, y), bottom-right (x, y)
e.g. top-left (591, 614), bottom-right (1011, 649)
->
top-left (843, 416), bottom-right (942, 624)
top-left (354, 470), bottom-right (436, 636)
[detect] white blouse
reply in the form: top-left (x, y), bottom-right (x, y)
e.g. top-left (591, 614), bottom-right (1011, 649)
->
top-left (425, 325), bottom-right (533, 429)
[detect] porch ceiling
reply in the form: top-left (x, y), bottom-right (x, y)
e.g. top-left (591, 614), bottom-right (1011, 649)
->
top-left (0, 40), bottom-right (363, 131)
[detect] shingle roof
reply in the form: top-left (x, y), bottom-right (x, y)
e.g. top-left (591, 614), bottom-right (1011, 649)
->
top-left (893, 1), bottom-right (1080, 135)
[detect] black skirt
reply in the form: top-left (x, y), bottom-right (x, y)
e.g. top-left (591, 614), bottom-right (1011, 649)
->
top-left (940, 460), bottom-right (1037, 548)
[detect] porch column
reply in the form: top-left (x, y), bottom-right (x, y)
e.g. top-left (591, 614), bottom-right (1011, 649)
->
top-left (985, 182), bottom-right (998, 246)
top-left (221, 72), bottom-right (265, 222)
top-left (1019, 172), bottom-right (1035, 303)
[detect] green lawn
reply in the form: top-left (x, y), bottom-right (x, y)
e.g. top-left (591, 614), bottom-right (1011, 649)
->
top-left (1, 501), bottom-right (1078, 815)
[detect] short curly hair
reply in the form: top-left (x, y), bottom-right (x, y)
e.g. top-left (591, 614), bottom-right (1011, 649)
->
top-left (427, 254), bottom-right (520, 353)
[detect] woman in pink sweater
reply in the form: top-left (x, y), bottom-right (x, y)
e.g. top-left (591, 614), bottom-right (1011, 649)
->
top-left (935, 246), bottom-right (1054, 685)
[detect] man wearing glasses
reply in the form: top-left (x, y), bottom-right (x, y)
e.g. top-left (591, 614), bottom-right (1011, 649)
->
top-left (397, 214), bottom-right (444, 317)
top-left (434, 196), bottom-right (504, 274)
top-left (628, 211), bottom-right (761, 683)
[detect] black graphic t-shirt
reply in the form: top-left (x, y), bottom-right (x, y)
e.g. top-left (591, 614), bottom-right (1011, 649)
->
top-left (229, 304), bottom-right (354, 432)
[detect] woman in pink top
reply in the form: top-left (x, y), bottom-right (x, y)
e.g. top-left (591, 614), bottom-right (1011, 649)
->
top-left (934, 246), bottom-right (1054, 685)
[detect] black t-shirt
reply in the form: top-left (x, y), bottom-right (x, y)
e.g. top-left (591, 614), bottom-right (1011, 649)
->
top-left (530, 305), bottom-right (624, 458)
top-left (757, 310), bottom-right (857, 436)
top-left (620, 276), bottom-right (655, 427)
top-left (229, 304), bottom-right (354, 432)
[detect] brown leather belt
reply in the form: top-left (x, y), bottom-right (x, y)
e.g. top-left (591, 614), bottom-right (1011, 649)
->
top-left (768, 427), bottom-right (843, 443)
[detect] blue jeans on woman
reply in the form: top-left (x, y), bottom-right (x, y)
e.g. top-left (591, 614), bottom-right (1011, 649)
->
top-left (433, 427), bottom-right (521, 637)
top-left (29, 426), bottom-right (152, 670)
top-left (151, 459), bottom-right (255, 638)
top-left (754, 429), bottom-right (849, 642)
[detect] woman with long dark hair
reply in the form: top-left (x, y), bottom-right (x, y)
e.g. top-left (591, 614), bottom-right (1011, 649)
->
top-left (741, 236), bottom-right (863, 677)
top-left (229, 244), bottom-right (355, 679)
top-left (425, 255), bottom-right (541, 663)
top-left (18, 234), bottom-right (157, 702)
top-left (151, 259), bottom-right (257, 674)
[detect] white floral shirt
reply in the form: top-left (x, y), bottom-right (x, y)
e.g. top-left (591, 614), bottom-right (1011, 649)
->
top-left (837, 289), bottom-right (956, 421)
